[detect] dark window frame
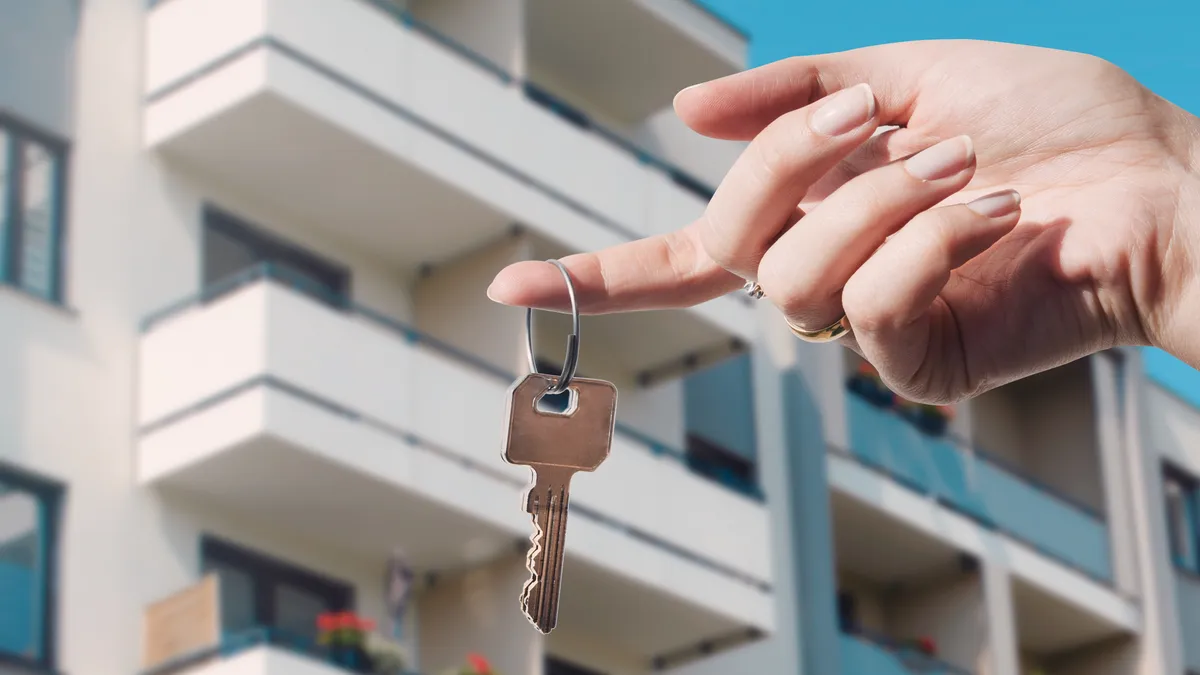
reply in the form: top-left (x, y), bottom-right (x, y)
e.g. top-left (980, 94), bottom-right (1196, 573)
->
top-left (199, 536), bottom-right (355, 635)
top-left (1164, 463), bottom-right (1200, 573)
top-left (0, 109), bottom-right (69, 305)
top-left (0, 461), bottom-right (65, 673)
top-left (201, 204), bottom-right (351, 307)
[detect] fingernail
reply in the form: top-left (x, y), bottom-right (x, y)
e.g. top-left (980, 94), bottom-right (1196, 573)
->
top-left (485, 283), bottom-right (500, 303)
top-left (905, 135), bottom-right (975, 180)
top-left (809, 83), bottom-right (876, 136)
top-left (967, 190), bottom-right (1021, 218)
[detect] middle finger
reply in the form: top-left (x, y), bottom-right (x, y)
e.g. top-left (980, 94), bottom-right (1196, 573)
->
top-left (698, 83), bottom-right (880, 279)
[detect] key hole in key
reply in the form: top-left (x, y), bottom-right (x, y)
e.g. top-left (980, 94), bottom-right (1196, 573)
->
top-left (536, 387), bottom-right (578, 416)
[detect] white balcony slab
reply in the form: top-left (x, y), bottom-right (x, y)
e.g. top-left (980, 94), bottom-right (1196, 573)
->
top-left (136, 282), bottom-right (774, 656)
top-left (142, 0), bottom-right (755, 349)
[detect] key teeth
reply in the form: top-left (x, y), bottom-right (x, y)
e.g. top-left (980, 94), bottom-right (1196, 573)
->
top-left (519, 494), bottom-right (558, 634)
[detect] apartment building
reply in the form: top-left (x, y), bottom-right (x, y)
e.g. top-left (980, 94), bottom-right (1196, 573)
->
top-left (3, 2), bottom-right (1200, 675)
top-left (1, 1), bottom-right (774, 675)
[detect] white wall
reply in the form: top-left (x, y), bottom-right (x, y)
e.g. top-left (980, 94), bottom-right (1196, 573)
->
top-left (971, 364), bottom-right (1104, 513)
top-left (413, 234), bottom-right (530, 376)
top-left (419, 556), bottom-right (542, 675)
top-left (885, 574), bottom-right (987, 673)
top-left (633, 107), bottom-right (743, 188)
top-left (408, 0), bottom-right (526, 78)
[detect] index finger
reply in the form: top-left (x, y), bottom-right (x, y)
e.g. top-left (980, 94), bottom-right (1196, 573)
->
top-left (674, 43), bottom-right (925, 141)
top-left (485, 227), bottom-right (741, 314)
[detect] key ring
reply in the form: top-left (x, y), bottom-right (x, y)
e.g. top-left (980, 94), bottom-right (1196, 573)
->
top-left (524, 259), bottom-right (580, 396)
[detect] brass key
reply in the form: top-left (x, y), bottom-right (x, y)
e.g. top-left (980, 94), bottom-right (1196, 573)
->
top-left (502, 371), bottom-right (617, 633)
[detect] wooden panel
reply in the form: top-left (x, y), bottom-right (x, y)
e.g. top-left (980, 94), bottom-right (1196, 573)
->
top-left (143, 574), bottom-right (222, 670)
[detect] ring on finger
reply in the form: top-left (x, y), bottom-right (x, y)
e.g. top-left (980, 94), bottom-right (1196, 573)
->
top-left (786, 314), bottom-right (851, 343)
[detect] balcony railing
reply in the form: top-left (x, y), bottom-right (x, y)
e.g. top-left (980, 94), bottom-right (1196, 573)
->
top-left (840, 632), bottom-right (972, 675)
top-left (842, 386), bottom-right (1113, 582)
top-left (142, 262), bottom-right (765, 505)
top-left (354, 0), bottom-right (718, 203)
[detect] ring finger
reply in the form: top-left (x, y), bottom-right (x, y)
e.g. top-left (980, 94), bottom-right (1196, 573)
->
top-left (756, 135), bottom-right (978, 330)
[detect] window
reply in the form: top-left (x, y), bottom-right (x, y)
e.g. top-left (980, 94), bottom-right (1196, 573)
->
top-left (200, 537), bottom-right (354, 642)
top-left (0, 115), bottom-right (67, 303)
top-left (685, 433), bottom-right (757, 493)
top-left (1164, 465), bottom-right (1200, 572)
top-left (202, 206), bottom-right (350, 307)
top-left (0, 464), bottom-right (62, 670)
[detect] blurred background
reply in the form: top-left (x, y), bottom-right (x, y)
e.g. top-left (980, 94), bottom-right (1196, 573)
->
top-left (0, 2), bottom-right (1197, 675)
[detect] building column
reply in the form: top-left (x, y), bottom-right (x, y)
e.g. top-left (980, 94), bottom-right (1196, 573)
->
top-left (786, 340), bottom-right (844, 675)
top-left (417, 555), bottom-right (543, 675)
top-left (980, 560), bottom-right (1019, 675)
top-left (1092, 354), bottom-right (1140, 595)
top-left (1121, 348), bottom-right (1184, 675)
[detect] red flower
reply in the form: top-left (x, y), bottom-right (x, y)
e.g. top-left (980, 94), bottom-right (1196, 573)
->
top-left (467, 653), bottom-right (492, 674)
top-left (917, 637), bottom-right (936, 655)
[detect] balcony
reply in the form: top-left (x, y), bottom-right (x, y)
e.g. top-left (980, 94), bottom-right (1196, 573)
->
top-left (842, 382), bottom-right (1112, 582)
top-left (833, 492), bottom-right (983, 675)
top-left (135, 266), bottom-right (773, 662)
top-left (141, 0), bottom-right (754, 354)
top-left (839, 633), bottom-right (969, 675)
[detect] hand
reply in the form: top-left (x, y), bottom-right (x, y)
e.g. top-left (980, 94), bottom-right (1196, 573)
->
top-left (487, 40), bottom-right (1200, 403)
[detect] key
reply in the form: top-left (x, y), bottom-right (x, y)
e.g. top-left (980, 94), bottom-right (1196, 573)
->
top-left (502, 372), bottom-right (617, 634)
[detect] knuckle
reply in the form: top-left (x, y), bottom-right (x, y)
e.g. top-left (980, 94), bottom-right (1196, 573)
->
top-left (751, 107), bottom-right (821, 183)
top-left (841, 273), bottom-right (890, 333)
top-left (695, 213), bottom-right (747, 272)
top-left (910, 213), bottom-right (957, 267)
top-left (758, 248), bottom-right (827, 317)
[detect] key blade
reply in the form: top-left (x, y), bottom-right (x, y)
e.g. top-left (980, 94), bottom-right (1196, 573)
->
top-left (520, 480), bottom-right (570, 633)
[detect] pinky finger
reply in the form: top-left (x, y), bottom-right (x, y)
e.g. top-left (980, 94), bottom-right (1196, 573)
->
top-left (840, 190), bottom-right (1023, 385)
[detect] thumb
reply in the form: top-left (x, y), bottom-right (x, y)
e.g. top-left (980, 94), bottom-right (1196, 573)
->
top-left (673, 42), bottom-right (926, 141)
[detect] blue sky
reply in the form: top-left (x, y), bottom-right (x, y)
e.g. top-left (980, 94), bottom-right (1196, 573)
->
top-left (696, 0), bottom-right (1200, 116)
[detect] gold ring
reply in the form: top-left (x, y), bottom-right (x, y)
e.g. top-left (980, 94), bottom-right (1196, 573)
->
top-left (786, 314), bottom-right (851, 343)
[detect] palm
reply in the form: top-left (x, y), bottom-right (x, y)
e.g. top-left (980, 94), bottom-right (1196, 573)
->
top-left (797, 41), bottom-right (1184, 398)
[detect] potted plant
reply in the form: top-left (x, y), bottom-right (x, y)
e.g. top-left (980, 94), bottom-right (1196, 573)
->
top-left (317, 611), bottom-right (376, 673)
top-left (896, 399), bottom-right (956, 436)
top-left (848, 361), bottom-right (895, 408)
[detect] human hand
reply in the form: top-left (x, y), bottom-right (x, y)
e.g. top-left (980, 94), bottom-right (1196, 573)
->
top-left (487, 40), bottom-right (1200, 403)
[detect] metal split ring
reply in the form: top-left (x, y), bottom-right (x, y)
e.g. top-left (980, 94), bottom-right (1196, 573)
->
top-left (524, 259), bottom-right (580, 395)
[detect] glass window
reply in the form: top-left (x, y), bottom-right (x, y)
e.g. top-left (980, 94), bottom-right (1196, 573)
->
top-left (202, 206), bottom-right (350, 308)
top-left (18, 140), bottom-right (58, 299)
top-left (0, 129), bottom-right (10, 278)
top-left (200, 537), bottom-right (353, 641)
top-left (1164, 466), bottom-right (1199, 571)
top-left (0, 115), bottom-right (66, 303)
top-left (0, 466), bottom-right (61, 669)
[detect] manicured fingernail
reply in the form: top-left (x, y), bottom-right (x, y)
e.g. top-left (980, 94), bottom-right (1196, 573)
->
top-left (967, 190), bottom-right (1021, 218)
top-left (810, 83), bottom-right (876, 136)
top-left (905, 135), bottom-right (975, 180)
